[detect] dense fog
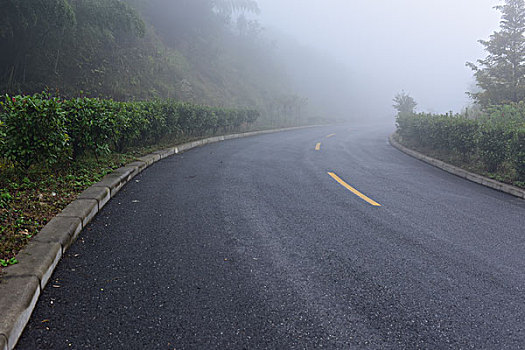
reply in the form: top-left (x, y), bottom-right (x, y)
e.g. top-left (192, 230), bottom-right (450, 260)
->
top-left (0, 0), bottom-right (506, 123)
top-left (256, 0), bottom-right (501, 120)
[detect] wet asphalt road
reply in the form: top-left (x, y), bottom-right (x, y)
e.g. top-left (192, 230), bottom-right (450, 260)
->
top-left (17, 123), bottom-right (525, 349)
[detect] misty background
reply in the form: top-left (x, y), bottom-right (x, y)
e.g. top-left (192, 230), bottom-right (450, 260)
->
top-left (255, 0), bottom-right (501, 119)
top-left (0, 0), bottom-right (505, 123)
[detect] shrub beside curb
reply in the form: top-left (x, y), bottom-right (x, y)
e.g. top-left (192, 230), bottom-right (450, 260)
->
top-left (390, 133), bottom-right (525, 199)
top-left (0, 93), bottom-right (261, 170)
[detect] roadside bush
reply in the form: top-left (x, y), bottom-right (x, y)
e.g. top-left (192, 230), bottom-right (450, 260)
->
top-left (486, 102), bottom-right (525, 126)
top-left (159, 101), bottom-right (181, 135)
top-left (141, 101), bottom-right (168, 143)
top-left (396, 112), bottom-right (422, 144)
top-left (63, 97), bottom-right (118, 159)
top-left (395, 104), bottom-right (525, 183)
top-left (245, 109), bottom-right (260, 124)
top-left (428, 115), bottom-right (450, 150)
top-left (113, 102), bottom-right (147, 152)
top-left (0, 119), bottom-right (6, 157)
top-left (509, 127), bottom-right (525, 179)
top-left (447, 117), bottom-right (479, 158)
top-left (1, 93), bottom-right (70, 169)
top-left (0, 92), bottom-right (260, 168)
top-left (232, 109), bottom-right (246, 129)
top-left (477, 123), bottom-right (511, 172)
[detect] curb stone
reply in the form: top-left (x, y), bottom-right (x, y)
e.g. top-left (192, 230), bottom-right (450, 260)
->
top-left (137, 153), bottom-right (160, 166)
top-left (0, 124), bottom-right (324, 350)
top-left (57, 199), bottom-right (98, 228)
top-left (3, 241), bottom-right (62, 290)
top-left (31, 217), bottom-right (82, 253)
top-left (389, 133), bottom-right (525, 200)
top-left (0, 276), bottom-right (40, 350)
top-left (77, 186), bottom-right (111, 210)
top-left (1, 334), bottom-right (7, 350)
top-left (125, 160), bottom-right (148, 172)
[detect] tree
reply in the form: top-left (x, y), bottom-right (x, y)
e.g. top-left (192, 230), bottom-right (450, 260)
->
top-left (467, 0), bottom-right (525, 106)
top-left (0, 0), bottom-right (147, 97)
top-left (0, 0), bottom-right (75, 91)
top-left (393, 91), bottom-right (417, 115)
top-left (59, 0), bottom-right (146, 97)
top-left (213, 0), bottom-right (260, 17)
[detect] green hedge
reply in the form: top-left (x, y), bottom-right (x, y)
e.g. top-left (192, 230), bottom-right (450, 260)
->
top-left (396, 102), bottom-right (525, 182)
top-left (510, 127), bottom-right (525, 179)
top-left (1, 95), bottom-right (70, 168)
top-left (0, 92), bottom-right (259, 168)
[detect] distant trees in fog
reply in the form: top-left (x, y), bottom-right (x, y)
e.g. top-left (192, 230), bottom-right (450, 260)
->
top-left (393, 91), bottom-right (417, 115)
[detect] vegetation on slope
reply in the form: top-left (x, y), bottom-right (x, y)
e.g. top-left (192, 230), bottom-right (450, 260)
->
top-left (0, 0), bottom-right (323, 125)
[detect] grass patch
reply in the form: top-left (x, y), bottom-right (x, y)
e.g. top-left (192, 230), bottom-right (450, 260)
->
top-left (0, 153), bottom-right (134, 263)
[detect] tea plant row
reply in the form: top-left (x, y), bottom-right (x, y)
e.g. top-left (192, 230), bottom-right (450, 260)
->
top-left (396, 103), bottom-right (525, 181)
top-left (0, 93), bottom-right (259, 169)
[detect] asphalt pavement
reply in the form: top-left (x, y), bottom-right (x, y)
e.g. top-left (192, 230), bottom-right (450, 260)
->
top-left (17, 123), bottom-right (525, 349)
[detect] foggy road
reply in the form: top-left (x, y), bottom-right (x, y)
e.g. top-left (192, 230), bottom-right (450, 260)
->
top-left (17, 124), bottom-right (525, 349)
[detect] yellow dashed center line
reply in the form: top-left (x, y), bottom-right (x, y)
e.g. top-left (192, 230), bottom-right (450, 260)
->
top-left (326, 134), bottom-right (336, 138)
top-left (315, 143), bottom-right (321, 151)
top-left (328, 172), bottom-right (382, 207)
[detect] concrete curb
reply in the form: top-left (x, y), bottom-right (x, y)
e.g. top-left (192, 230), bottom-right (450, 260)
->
top-left (0, 124), bottom-right (321, 350)
top-left (389, 133), bottom-right (525, 200)
top-left (1, 334), bottom-right (7, 350)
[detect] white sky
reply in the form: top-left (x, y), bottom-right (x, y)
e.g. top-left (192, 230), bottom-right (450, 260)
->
top-left (256, 0), bottom-right (502, 116)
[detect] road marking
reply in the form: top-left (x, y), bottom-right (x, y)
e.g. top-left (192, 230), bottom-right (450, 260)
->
top-left (327, 172), bottom-right (382, 207)
top-left (315, 143), bottom-right (321, 151)
top-left (326, 134), bottom-right (336, 138)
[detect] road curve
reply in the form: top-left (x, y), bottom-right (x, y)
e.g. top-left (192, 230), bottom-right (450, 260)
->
top-left (17, 123), bottom-right (525, 349)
